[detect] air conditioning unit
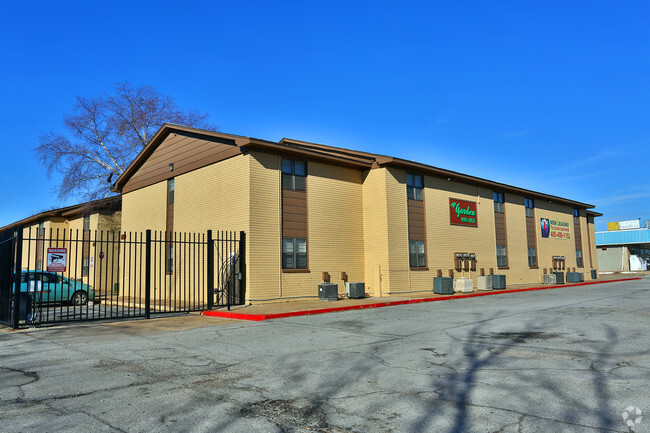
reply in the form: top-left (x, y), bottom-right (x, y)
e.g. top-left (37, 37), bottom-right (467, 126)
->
top-left (454, 278), bottom-right (473, 293)
top-left (542, 274), bottom-right (556, 284)
top-left (433, 277), bottom-right (453, 294)
top-left (318, 283), bottom-right (338, 301)
top-left (476, 276), bottom-right (493, 291)
top-left (345, 282), bottom-right (365, 299)
top-left (591, 270), bottom-right (597, 279)
top-left (492, 274), bottom-right (506, 290)
top-left (554, 272), bottom-right (564, 284)
top-left (566, 272), bottom-right (581, 283)
top-left (578, 272), bottom-right (584, 282)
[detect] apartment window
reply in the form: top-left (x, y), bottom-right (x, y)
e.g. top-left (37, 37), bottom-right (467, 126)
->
top-left (573, 208), bottom-right (580, 225)
top-left (496, 245), bottom-right (508, 267)
top-left (167, 244), bottom-right (174, 273)
top-left (409, 240), bottom-right (426, 268)
top-left (283, 238), bottom-right (307, 269)
top-left (36, 222), bottom-right (45, 271)
top-left (168, 178), bottom-right (175, 205)
top-left (525, 198), bottom-right (534, 218)
top-left (83, 215), bottom-right (90, 231)
top-left (406, 174), bottom-right (423, 201)
top-left (528, 247), bottom-right (537, 267)
top-left (576, 249), bottom-right (583, 267)
top-left (82, 257), bottom-right (90, 276)
top-left (282, 159), bottom-right (307, 191)
top-left (494, 192), bottom-right (505, 213)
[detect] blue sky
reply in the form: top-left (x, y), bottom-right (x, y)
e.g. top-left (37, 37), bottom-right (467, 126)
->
top-left (2, 1), bottom-right (649, 231)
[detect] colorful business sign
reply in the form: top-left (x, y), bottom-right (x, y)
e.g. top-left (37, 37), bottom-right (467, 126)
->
top-left (46, 248), bottom-right (67, 272)
top-left (618, 220), bottom-right (641, 230)
top-left (449, 199), bottom-right (477, 227)
top-left (541, 218), bottom-right (571, 240)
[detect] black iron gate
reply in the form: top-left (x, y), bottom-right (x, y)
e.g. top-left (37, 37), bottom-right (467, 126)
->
top-left (0, 228), bottom-right (19, 327)
top-left (1, 227), bottom-right (245, 328)
top-left (208, 231), bottom-right (246, 310)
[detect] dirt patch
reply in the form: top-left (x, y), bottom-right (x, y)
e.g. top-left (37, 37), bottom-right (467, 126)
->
top-left (239, 398), bottom-right (352, 432)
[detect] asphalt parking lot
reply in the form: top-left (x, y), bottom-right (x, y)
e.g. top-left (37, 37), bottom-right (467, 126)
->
top-left (1, 278), bottom-right (649, 432)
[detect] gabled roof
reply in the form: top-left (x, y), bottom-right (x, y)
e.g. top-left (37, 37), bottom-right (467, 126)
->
top-left (112, 123), bottom-right (596, 210)
top-left (0, 195), bottom-right (121, 232)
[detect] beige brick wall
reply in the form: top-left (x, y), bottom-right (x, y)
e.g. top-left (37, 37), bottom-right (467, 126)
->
top-left (248, 151), bottom-right (281, 300)
top-left (362, 168), bottom-right (390, 296)
top-left (280, 160), bottom-right (365, 299)
top-left (122, 182), bottom-right (168, 234)
top-left (410, 178), bottom-right (498, 291)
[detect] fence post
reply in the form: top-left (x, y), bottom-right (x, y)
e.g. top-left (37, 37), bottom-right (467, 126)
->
top-left (207, 230), bottom-right (214, 310)
top-left (12, 227), bottom-right (23, 329)
top-left (145, 230), bottom-right (151, 319)
top-left (239, 231), bottom-right (246, 308)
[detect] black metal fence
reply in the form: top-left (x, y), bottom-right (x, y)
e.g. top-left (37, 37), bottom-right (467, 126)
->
top-left (0, 227), bottom-right (244, 328)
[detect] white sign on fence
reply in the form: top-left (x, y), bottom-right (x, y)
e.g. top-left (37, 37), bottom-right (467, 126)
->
top-left (46, 248), bottom-right (67, 272)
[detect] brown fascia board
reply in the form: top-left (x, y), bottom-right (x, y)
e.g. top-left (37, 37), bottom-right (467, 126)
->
top-left (0, 196), bottom-right (122, 232)
top-left (244, 140), bottom-right (374, 169)
top-left (586, 210), bottom-right (603, 217)
top-left (60, 195), bottom-right (121, 218)
top-left (112, 124), bottom-right (257, 193)
top-left (378, 156), bottom-right (596, 210)
top-left (279, 138), bottom-right (378, 163)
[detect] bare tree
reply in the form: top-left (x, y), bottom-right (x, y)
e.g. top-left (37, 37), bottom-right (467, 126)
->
top-left (36, 82), bottom-right (214, 200)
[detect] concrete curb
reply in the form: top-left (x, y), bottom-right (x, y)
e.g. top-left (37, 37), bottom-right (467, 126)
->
top-left (201, 278), bottom-right (641, 321)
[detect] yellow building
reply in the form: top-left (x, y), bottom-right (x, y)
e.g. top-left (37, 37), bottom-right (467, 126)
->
top-left (1, 196), bottom-right (121, 295)
top-left (113, 124), bottom-right (599, 303)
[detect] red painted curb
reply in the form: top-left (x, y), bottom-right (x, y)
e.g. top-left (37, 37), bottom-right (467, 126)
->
top-left (201, 277), bottom-right (642, 321)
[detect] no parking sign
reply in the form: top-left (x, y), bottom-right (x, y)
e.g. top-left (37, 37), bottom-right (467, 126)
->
top-left (47, 248), bottom-right (67, 272)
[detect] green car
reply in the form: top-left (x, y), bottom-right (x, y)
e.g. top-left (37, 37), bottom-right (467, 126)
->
top-left (20, 271), bottom-right (95, 305)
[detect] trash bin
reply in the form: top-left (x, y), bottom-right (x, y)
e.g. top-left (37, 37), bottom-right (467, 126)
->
top-left (113, 283), bottom-right (119, 294)
top-left (15, 293), bottom-right (32, 321)
top-left (591, 270), bottom-right (597, 279)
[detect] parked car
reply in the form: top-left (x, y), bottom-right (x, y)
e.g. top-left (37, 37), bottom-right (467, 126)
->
top-left (19, 271), bottom-right (94, 305)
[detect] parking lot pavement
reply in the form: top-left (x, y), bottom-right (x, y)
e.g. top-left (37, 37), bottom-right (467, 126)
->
top-left (1, 278), bottom-right (649, 432)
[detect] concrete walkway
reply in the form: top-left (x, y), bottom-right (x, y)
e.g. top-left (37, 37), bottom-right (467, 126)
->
top-left (203, 274), bottom-right (645, 321)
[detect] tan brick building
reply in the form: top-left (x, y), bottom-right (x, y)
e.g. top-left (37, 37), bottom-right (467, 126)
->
top-left (0, 196), bottom-right (122, 294)
top-left (113, 124), bottom-right (599, 303)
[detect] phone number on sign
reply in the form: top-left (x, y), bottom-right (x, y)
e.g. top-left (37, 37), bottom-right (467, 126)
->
top-left (550, 231), bottom-right (571, 239)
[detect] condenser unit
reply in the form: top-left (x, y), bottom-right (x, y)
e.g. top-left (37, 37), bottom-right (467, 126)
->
top-left (345, 282), bottom-right (365, 299)
top-left (454, 278), bottom-right (474, 293)
top-left (433, 277), bottom-right (453, 294)
top-left (492, 275), bottom-right (506, 290)
top-left (554, 272), bottom-right (564, 284)
top-left (578, 272), bottom-right (584, 282)
top-left (318, 283), bottom-right (339, 301)
top-left (542, 274), bottom-right (557, 284)
top-left (566, 272), bottom-right (582, 283)
top-left (591, 270), bottom-right (597, 279)
top-left (476, 276), bottom-right (493, 291)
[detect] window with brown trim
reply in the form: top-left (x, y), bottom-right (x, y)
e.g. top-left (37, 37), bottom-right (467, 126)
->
top-left (494, 192), bottom-right (505, 213)
top-left (282, 159), bottom-right (306, 191)
top-left (82, 215), bottom-right (91, 276)
top-left (407, 173), bottom-right (426, 269)
top-left (409, 240), bottom-right (426, 268)
top-left (406, 174), bottom-right (423, 201)
top-left (528, 247), bottom-right (537, 267)
top-left (496, 245), bottom-right (507, 268)
top-left (281, 159), bottom-right (308, 270)
top-left (283, 237), bottom-right (307, 269)
top-left (525, 198), bottom-right (534, 218)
